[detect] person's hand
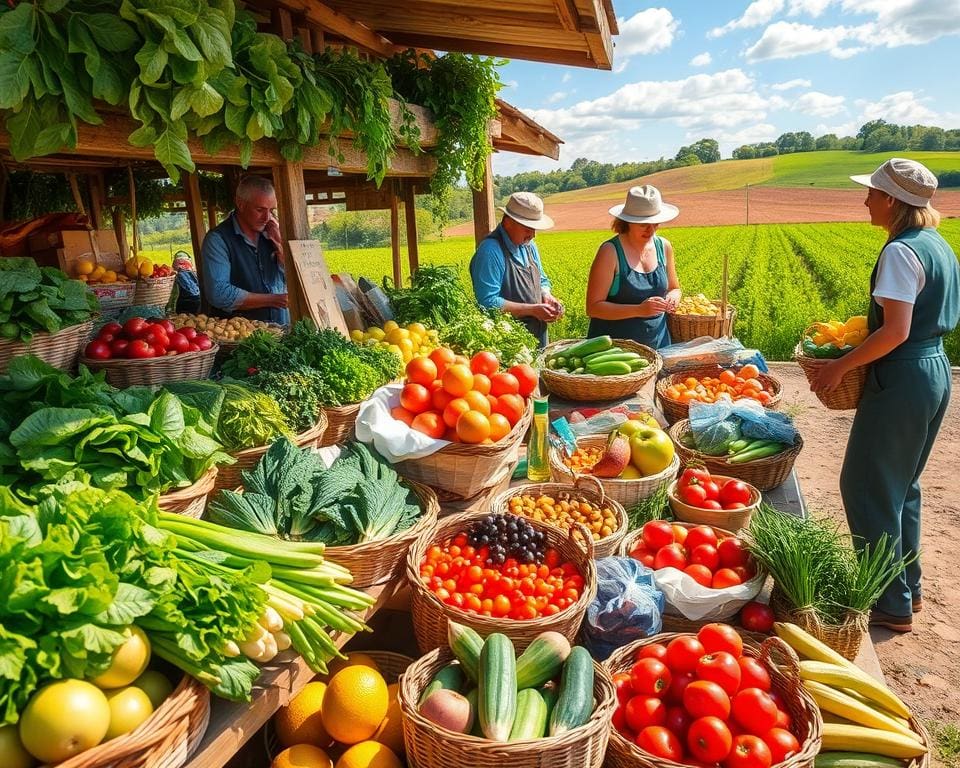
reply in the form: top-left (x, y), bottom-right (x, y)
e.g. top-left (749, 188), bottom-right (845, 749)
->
top-left (264, 213), bottom-right (283, 261)
top-left (810, 359), bottom-right (848, 393)
top-left (544, 292), bottom-right (565, 319)
top-left (268, 293), bottom-right (289, 309)
top-left (638, 296), bottom-right (670, 317)
top-left (529, 303), bottom-right (560, 322)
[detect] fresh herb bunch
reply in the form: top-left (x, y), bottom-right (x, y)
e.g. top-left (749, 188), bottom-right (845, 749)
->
top-left (217, 383), bottom-right (292, 450)
top-left (385, 264), bottom-right (471, 327)
top-left (0, 260), bottom-right (99, 342)
top-left (439, 308), bottom-right (537, 366)
top-left (246, 367), bottom-right (333, 432)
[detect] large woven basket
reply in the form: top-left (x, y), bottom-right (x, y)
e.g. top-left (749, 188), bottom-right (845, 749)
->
top-left (604, 633), bottom-right (822, 768)
top-left (435, 473), bottom-right (512, 518)
top-left (80, 346), bottom-right (218, 388)
top-left (406, 511), bottom-right (598, 653)
top-left (400, 647), bottom-right (616, 768)
top-left (656, 366), bottom-right (783, 425)
top-left (667, 474), bottom-right (761, 532)
top-left (666, 303), bottom-right (737, 342)
top-left (394, 403), bottom-right (531, 500)
top-left (213, 413), bottom-right (328, 492)
top-left (490, 477), bottom-right (628, 559)
top-left (323, 479), bottom-right (440, 589)
top-left (540, 339), bottom-right (661, 402)
top-left (134, 274), bottom-right (176, 307)
top-left (57, 672), bottom-right (210, 768)
top-left (770, 587), bottom-right (868, 661)
top-left (794, 342), bottom-right (866, 411)
top-left (668, 419), bottom-right (803, 492)
top-left (549, 432), bottom-right (680, 508)
top-left (157, 467), bottom-right (219, 519)
top-left (319, 401), bottom-right (361, 447)
top-left (0, 320), bottom-right (92, 374)
top-left (88, 281), bottom-right (135, 315)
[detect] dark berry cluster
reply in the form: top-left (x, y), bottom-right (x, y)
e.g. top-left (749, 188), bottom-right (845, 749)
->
top-left (467, 513), bottom-right (547, 565)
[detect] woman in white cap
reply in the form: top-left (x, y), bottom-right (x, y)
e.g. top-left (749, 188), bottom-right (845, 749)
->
top-left (585, 185), bottom-right (681, 348)
top-left (813, 158), bottom-right (960, 633)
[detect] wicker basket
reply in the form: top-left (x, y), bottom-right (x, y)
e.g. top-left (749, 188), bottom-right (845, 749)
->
top-left (668, 420), bottom-right (803, 492)
top-left (213, 413), bottom-right (328, 492)
top-left (319, 402), bottom-right (362, 447)
top-left (88, 281), bottom-right (136, 315)
top-left (604, 633), bottom-right (822, 768)
top-left (769, 587), bottom-right (868, 661)
top-left (56, 672), bottom-right (210, 768)
top-left (435, 473), bottom-right (512, 518)
top-left (394, 403), bottom-right (531, 500)
top-left (549, 433), bottom-right (680, 508)
top-left (666, 303), bottom-right (737, 343)
top-left (80, 346), bottom-right (218, 388)
top-left (540, 339), bottom-right (661, 402)
top-left (406, 511), bottom-right (598, 653)
top-left (490, 477), bottom-right (628, 559)
top-left (656, 366), bottom-right (783, 425)
top-left (134, 274), bottom-right (176, 307)
top-left (0, 320), bottom-right (92, 374)
top-left (794, 342), bottom-right (867, 411)
top-left (157, 467), bottom-right (219, 519)
top-left (400, 646), bottom-right (615, 768)
top-left (667, 475), bottom-right (761, 532)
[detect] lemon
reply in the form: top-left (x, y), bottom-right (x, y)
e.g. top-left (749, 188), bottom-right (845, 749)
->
top-left (367, 327), bottom-right (386, 341)
top-left (386, 344), bottom-right (402, 358)
top-left (350, 330), bottom-right (364, 343)
top-left (104, 687), bottom-right (153, 740)
top-left (274, 682), bottom-right (331, 748)
top-left (90, 626), bottom-right (151, 689)
top-left (382, 320), bottom-right (398, 333)
top-left (406, 322), bottom-right (427, 337)
top-left (322, 667), bottom-right (388, 745)
top-left (138, 260), bottom-right (153, 278)
top-left (272, 744), bottom-right (334, 768)
top-left (76, 259), bottom-right (95, 276)
top-left (371, 683), bottom-right (404, 754)
top-left (90, 265), bottom-right (106, 280)
top-left (335, 741), bottom-right (402, 768)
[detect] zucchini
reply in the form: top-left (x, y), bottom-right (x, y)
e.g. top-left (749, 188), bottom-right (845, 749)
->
top-left (563, 336), bottom-right (613, 359)
top-left (419, 662), bottom-right (465, 704)
top-left (448, 621), bottom-right (483, 683)
top-left (515, 631), bottom-right (571, 689)
top-left (584, 361), bottom-right (632, 376)
top-left (509, 689), bottom-right (549, 740)
top-left (815, 753), bottom-right (905, 768)
top-left (548, 646), bottom-right (594, 736)
top-left (478, 633), bottom-right (517, 741)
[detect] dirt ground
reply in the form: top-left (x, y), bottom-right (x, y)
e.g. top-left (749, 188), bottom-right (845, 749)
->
top-left (769, 362), bottom-right (960, 750)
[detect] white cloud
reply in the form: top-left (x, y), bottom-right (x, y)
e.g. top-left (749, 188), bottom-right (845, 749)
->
top-left (546, 91), bottom-right (568, 104)
top-left (771, 78), bottom-right (812, 91)
top-left (815, 120), bottom-right (859, 138)
top-left (561, 72), bottom-right (572, 84)
top-left (615, 8), bottom-right (679, 63)
top-left (744, 21), bottom-right (865, 60)
top-left (792, 91), bottom-right (846, 117)
top-left (709, 0), bottom-right (785, 38)
top-left (787, 0), bottom-right (833, 16)
top-left (857, 91), bottom-right (941, 125)
top-left (689, 52), bottom-right (712, 67)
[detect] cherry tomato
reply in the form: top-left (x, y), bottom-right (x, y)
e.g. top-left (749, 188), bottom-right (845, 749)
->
top-left (732, 688), bottom-right (779, 735)
top-left (764, 727), bottom-right (800, 763)
top-left (737, 657), bottom-right (771, 692)
top-left (697, 652), bottom-right (742, 696)
top-left (718, 537), bottom-right (751, 569)
top-left (636, 643), bottom-right (669, 663)
top-left (687, 715), bottom-right (733, 763)
top-left (684, 525), bottom-right (719, 551)
top-left (653, 543), bottom-right (688, 571)
top-left (642, 520), bottom-right (674, 550)
top-left (635, 726), bottom-right (683, 761)
top-left (679, 483), bottom-right (708, 507)
top-left (725, 734), bottom-right (773, 768)
top-left (740, 601), bottom-right (775, 633)
top-left (690, 543), bottom-right (720, 571)
top-left (698, 623), bottom-right (744, 657)
top-left (630, 658), bottom-right (672, 698)
top-left (719, 479), bottom-right (752, 506)
top-left (84, 340), bottom-right (112, 360)
top-left (665, 636), bottom-right (705, 673)
top-left (625, 695), bottom-right (666, 732)
top-left (683, 680), bottom-right (731, 720)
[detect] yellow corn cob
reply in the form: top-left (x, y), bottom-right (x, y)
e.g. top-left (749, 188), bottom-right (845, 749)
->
top-left (821, 724), bottom-right (926, 759)
top-left (803, 681), bottom-right (916, 739)
top-left (799, 661), bottom-right (911, 720)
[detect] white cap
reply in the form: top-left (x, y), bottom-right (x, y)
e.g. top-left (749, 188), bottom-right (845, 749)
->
top-left (850, 158), bottom-right (938, 207)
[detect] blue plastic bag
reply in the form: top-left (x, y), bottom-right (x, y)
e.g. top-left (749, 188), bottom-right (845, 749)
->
top-left (583, 557), bottom-right (665, 661)
top-left (689, 399), bottom-right (797, 445)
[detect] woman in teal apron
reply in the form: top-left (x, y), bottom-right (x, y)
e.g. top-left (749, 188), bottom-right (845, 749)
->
top-left (813, 158), bottom-right (960, 633)
top-left (586, 185), bottom-right (681, 348)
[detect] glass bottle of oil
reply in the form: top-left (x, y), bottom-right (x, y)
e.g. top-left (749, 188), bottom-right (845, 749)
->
top-left (526, 395), bottom-right (551, 482)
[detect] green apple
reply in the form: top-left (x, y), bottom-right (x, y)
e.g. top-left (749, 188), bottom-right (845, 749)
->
top-left (616, 420), bottom-right (647, 438)
top-left (629, 427), bottom-right (675, 476)
top-left (619, 464), bottom-right (643, 479)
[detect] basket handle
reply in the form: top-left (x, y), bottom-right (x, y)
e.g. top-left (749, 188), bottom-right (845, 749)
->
top-left (571, 521), bottom-right (596, 560)
top-left (759, 634), bottom-right (803, 698)
top-left (574, 472), bottom-right (607, 505)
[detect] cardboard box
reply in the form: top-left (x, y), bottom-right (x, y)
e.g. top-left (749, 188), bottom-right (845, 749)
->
top-left (28, 229), bottom-right (122, 275)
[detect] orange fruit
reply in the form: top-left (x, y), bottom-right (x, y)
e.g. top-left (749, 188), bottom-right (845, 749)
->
top-left (462, 390), bottom-right (491, 416)
top-left (442, 364), bottom-right (474, 397)
top-left (469, 351), bottom-right (499, 377)
top-left (456, 410), bottom-right (490, 443)
top-left (739, 364), bottom-right (760, 380)
top-left (390, 406), bottom-right (415, 426)
top-left (400, 383), bottom-right (432, 414)
top-left (492, 393), bottom-right (525, 426)
top-left (489, 372), bottom-right (520, 397)
top-left (471, 373), bottom-right (491, 395)
top-left (274, 682), bottom-right (332, 748)
top-left (322, 667), bottom-right (388, 745)
top-left (719, 369), bottom-right (736, 385)
top-left (272, 744), bottom-right (333, 768)
top-left (488, 413), bottom-right (511, 442)
top-left (372, 683), bottom-right (404, 754)
top-left (405, 356), bottom-right (437, 386)
top-left (443, 398), bottom-right (471, 428)
top-left (326, 653), bottom-right (382, 679)
top-left (411, 411), bottom-right (445, 439)
top-left (429, 348), bottom-right (456, 375)
top-left (431, 386), bottom-right (454, 412)
top-left (336, 741), bottom-right (402, 768)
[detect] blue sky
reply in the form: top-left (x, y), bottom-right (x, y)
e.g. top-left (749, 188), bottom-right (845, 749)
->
top-left (493, 0), bottom-right (960, 175)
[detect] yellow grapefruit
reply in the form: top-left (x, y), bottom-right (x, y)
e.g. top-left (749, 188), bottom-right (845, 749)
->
top-left (322, 667), bottom-right (388, 745)
top-left (18, 679), bottom-right (110, 763)
top-left (104, 687), bottom-right (153, 740)
top-left (90, 626), bottom-right (151, 689)
top-left (272, 744), bottom-right (334, 768)
top-left (274, 681), bottom-right (331, 748)
top-left (0, 725), bottom-right (33, 768)
top-left (335, 741), bottom-right (402, 768)
top-left (371, 683), bottom-right (404, 754)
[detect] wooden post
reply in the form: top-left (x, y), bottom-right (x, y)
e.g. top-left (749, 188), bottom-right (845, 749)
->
top-left (472, 153), bottom-right (496, 245)
top-left (390, 184), bottom-right (402, 288)
top-left (272, 162), bottom-right (311, 322)
top-left (88, 172), bottom-right (106, 231)
top-left (311, 28), bottom-right (325, 53)
top-left (183, 172), bottom-right (207, 279)
top-left (403, 182), bottom-right (419, 275)
top-left (272, 7), bottom-right (294, 40)
top-left (207, 204), bottom-right (218, 232)
top-left (112, 207), bottom-right (128, 260)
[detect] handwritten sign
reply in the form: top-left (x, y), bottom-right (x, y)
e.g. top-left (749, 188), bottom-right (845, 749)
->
top-left (286, 240), bottom-right (349, 335)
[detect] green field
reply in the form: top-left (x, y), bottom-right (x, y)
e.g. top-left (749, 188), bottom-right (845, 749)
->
top-left (326, 220), bottom-right (960, 364)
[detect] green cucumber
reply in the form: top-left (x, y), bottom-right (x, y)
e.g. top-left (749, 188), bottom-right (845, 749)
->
top-left (448, 622), bottom-right (483, 683)
top-left (814, 753), bottom-right (905, 768)
top-left (582, 346), bottom-right (627, 363)
top-left (515, 631), bottom-right (571, 689)
top-left (509, 689), bottom-right (549, 740)
top-left (548, 646), bottom-right (594, 736)
top-left (419, 662), bottom-right (465, 704)
top-left (466, 688), bottom-right (484, 737)
top-left (563, 336), bottom-right (613, 359)
top-left (540, 683), bottom-right (559, 718)
top-left (478, 633), bottom-right (517, 741)
top-left (585, 361), bottom-right (632, 376)
top-left (728, 443), bottom-right (786, 463)
top-left (628, 358), bottom-right (649, 370)
top-left (584, 352), bottom-right (642, 366)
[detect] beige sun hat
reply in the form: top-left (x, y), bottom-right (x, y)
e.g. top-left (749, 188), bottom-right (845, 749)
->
top-left (609, 185), bottom-right (679, 224)
top-left (498, 191), bottom-right (555, 230)
top-left (850, 158), bottom-right (938, 207)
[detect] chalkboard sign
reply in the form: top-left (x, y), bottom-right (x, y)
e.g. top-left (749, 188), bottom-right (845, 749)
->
top-left (286, 240), bottom-right (349, 335)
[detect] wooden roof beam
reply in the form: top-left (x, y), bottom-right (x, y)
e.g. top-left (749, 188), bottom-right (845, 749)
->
top-left (583, 0), bottom-right (613, 69)
top-left (274, 0), bottom-right (396, 57)
top-left (385, 33), bottom-right (596, 69)
top-left (496, 113), bottom-right (560, 161)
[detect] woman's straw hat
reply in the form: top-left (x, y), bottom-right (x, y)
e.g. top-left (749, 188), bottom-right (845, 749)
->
top-left (609, 185), bottom-right (679, 224)
top-left (850, 158), bottom-right (938, 207)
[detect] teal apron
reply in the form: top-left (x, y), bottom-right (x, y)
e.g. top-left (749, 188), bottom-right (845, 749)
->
top-left (587, 235), bottom-right (671, 348)
top-left (840, 227), bottom-right (960, 618)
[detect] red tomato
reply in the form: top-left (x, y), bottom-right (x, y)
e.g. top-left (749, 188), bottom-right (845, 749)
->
top-left (666, 670), bottom-right (697, 704)
top-left (665, 636), bottom-right (705, 673)
top-left (400, 383), bottom-right (432, 414)
top-left (737, 657), bottom-right (771, 692)
top-left (470, 350), bottom-right (499, 377)
top-left (719, 479), bottom-right (752, 506)
top-left (679, 483), bottom-right (708, 507)
top-left (109, 338), bottom-right (129, 357)
top-left (718, 537), bottom-right (750, 569)
top-left (151, 318), bottom-right (176, 335)
top-left (701, 480), bottom-right (721, 501)
top-left (612, 706), bottom-right (627, 734)
top-left (492, 393), bottom-right (526, 426)
top-left (773, 709), bottom-right (792, 730)
top-left (636, 726), bottom-right (683, 761)
top-left (690, 543), bottom-right (720, 571)
top-left (630, 658), bottom-right (672, 698)
top-left (725, 734), bottom-right (772, 768)
top-left (733, 566), bottom-right (754, 583)
top-left (665, 705), bottom-right (692, 739)
top-left (684, 564), bottom-right (714, 587)
top-left (687, 715), bottom-right (733, 763)
top-left (724, 502), bottom-right (748, 511)
top-left (684, 525), bottom-right (719, 551)
top-left (698, 623), bottom-right (744, 657)
top-left (697, 652), bottom-right (742, 696)
top-left (653, 544), bottom-right (688, 571)
top-left (507, 363), bottom-right (538, 397)
top-left (613, 672), bottom-right (633, 706)
top-left (680, 467), bottom-right (711, 487)
top-left (194, 333), bottom-right (213, 351)
top-left (764, 727), bottom-right (800, 763)
top-left (636, 643), bottom-right (669, 663)
top-left (740, 601), bottom-right (775, 634)
top-left (85, 340), bottom-right (112, 360)
top-left (701, 499), bottom-right (723, 510)
top-left (631, 549), bottom-right (655, 568)
top-left (671, 524), bottom-right (689, 546)
top-left (712, 568), bottom-right (743, 589)
top-left (641, 520), bottom-right (674, 550)
top-left (122, 317), bottom-right (148, 338)
top-left (683, 680), bottom-right (731, 720)
top-left (127, 340), bottom-right (155, 359)
top-left (145, 326), bottom-right (169, 349)
top-left (167, 331), bottom-right (190, 354)
top-left (489, 372), bottom-right (520, 397)
top-left (187, 342), bottom-right (200, 352)
top-left (180, 326), bottom-right (198, 341)
top-left (732, 689), bottom-right (779, 735)
top-left (625, 695), bottom-right (667, 732)
top-left (98, 321), bottom-right (122, 337)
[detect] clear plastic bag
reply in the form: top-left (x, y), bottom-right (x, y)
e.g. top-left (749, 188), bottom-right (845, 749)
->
top-left (583, 557), bottom-right (665, 661)
top-left (694, 418), bottom-right (742, 456)
top-left (659, 336), bottom-right (745, 373)
top-left (689, 399), bottom-right (797, 445)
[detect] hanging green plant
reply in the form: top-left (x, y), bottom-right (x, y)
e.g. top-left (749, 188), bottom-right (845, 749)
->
top-left (106, 173), bottom-right (169, 220)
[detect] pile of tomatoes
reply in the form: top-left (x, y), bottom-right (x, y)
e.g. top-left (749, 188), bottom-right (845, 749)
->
top-left (629, 521), bottom-right (758, 590)
top-left (613, 624), bottom-right (802, 767)
top-left (419, 532), bottom-right (584, 620)
top-left (392, 347), bottom-right (537, 445)
top-left (84, 317), bottom-right (213, 360)
top-left (675, 468), bottom-right (755, 512)
top-left (663, 364), bottom-right (774, 406)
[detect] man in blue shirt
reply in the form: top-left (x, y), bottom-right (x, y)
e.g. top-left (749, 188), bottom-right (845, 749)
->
top-left (469, 191), bottom-right (564, 348)
top-left (201, 175), bottom-right (289, 325)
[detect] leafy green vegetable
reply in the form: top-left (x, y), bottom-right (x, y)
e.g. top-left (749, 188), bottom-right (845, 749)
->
top-left (244, 367), bottom-right (332, 432)
top-left (0, 260), bottom-right (98, 342)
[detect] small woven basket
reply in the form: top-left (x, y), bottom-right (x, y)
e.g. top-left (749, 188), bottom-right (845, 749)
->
top-left (666, 474), bottom-right (761, 532)
top-left (319, 401), bottom-right (362, 447)
top-left (490, 477), bottom-right (628, 559)
top-left (604, 633), bottom-right (822, 768)
top-left (435, 473), bottom-right (512, 518)
top-left (134, 274), bottom-right (176, 307)
top-left (0, 320), bottom-right (92, 374)
top-left (80, 346), bottom-right (218, 388)
top-left (549, 433), bottom-right (680, 508)
top-left (656, 366), bottom-right (783, 425)
top-left (157, 467), bottom-right (219, 519)
top-left (212, 413), bottom-right (328, 492)
top-left (56, 672), bottom-right (210, 768)
top-left (794, 342), bottom-right (866, 411)
top-left (400, 646), bottom-right (616, 768)
top-left (666, 303), bottom-right (737, 342)
top-left (540, 339), bottom-right (661, 402)
top-left (406, 511), bottom-right (598, 653)
top-left (668, 420), bottom-right (803, 492)
top-left (769, 587), bottom-right (868, 661)
top-left (88, 281), bottom-right (136, 315)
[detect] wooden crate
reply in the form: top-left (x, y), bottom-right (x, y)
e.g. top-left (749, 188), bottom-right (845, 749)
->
top-left (28, 229), bottom-right (122, 275)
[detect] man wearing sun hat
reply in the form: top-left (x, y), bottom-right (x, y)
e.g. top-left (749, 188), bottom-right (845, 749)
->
top-left (469, 191), bottom-right (564, 349)
top-left (811, 157), bottom-right (960, 633)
